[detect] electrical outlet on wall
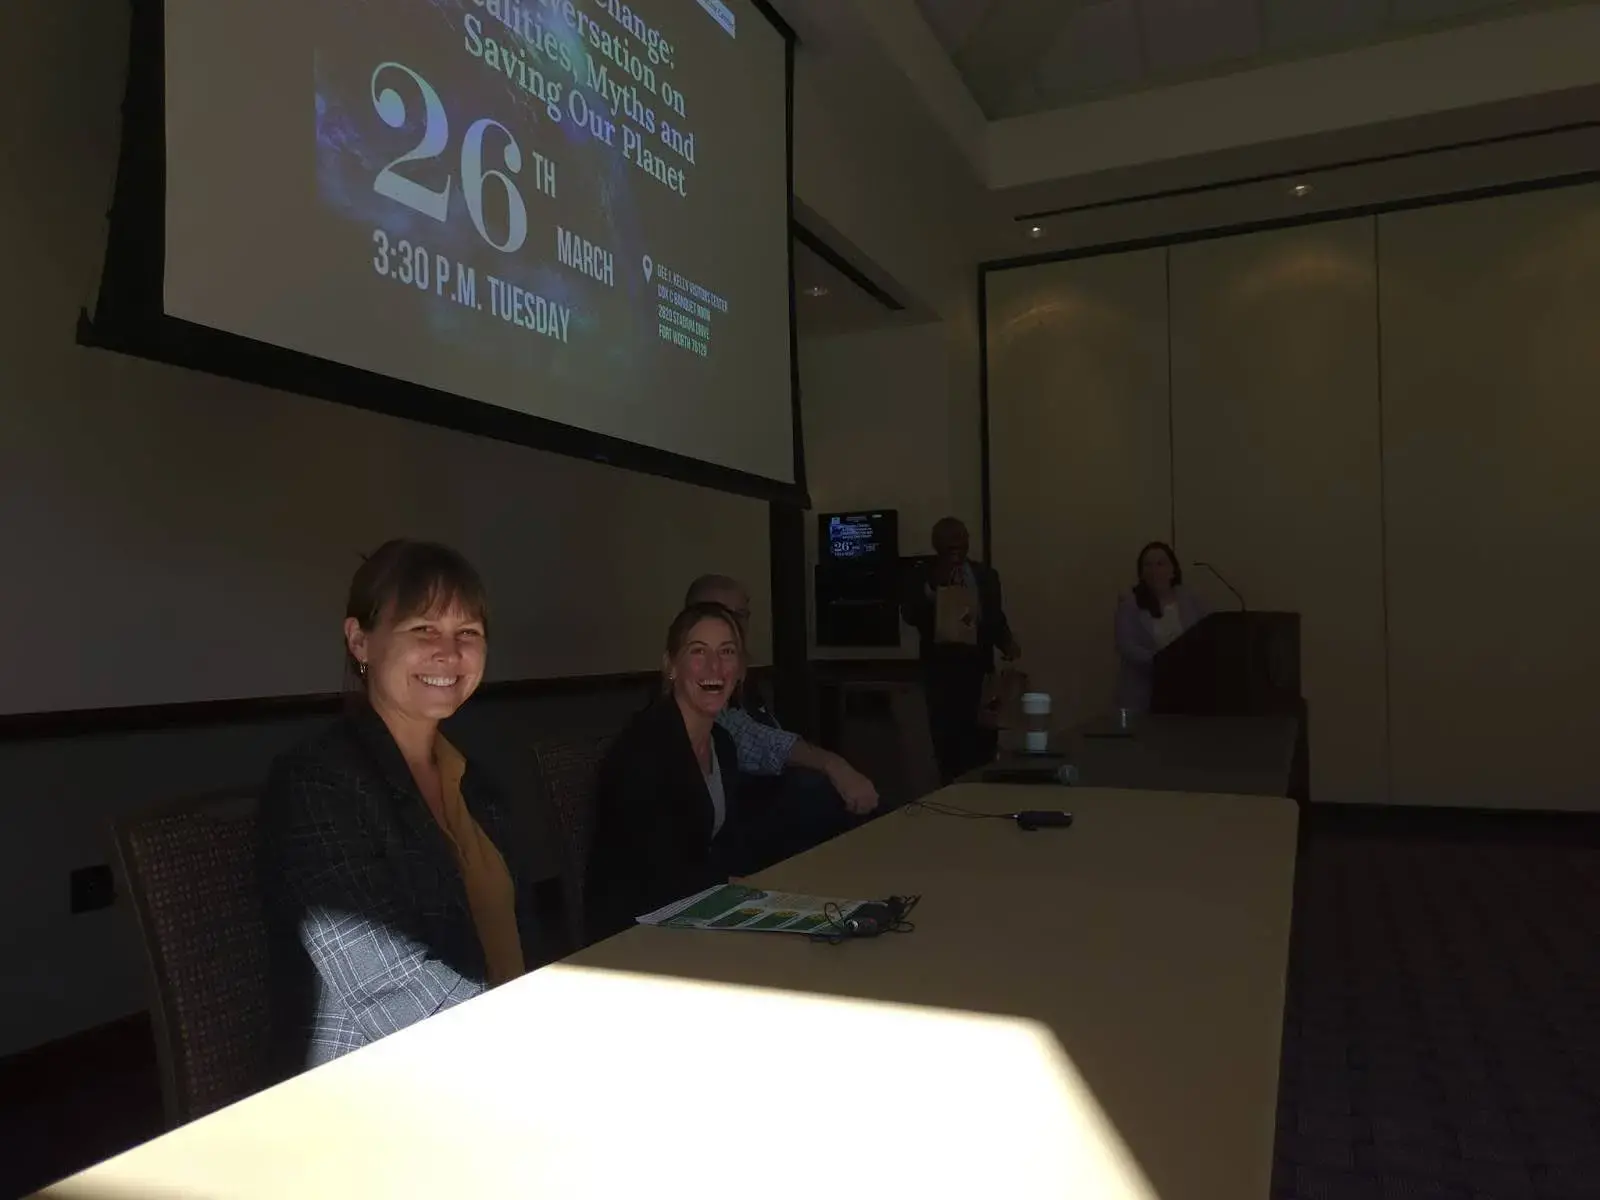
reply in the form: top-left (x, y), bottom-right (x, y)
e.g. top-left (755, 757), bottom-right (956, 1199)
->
top-left (69, 864), bottom-right (116, 914)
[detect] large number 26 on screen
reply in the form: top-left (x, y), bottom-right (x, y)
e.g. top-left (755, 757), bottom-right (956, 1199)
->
top-left (370, 62), bottom-right (528, 254)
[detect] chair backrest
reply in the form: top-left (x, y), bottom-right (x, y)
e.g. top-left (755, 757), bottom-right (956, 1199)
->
top-left (532, 732), bottom-right (615, 933)
top-left (114, 792), bottom-right (271, 1127)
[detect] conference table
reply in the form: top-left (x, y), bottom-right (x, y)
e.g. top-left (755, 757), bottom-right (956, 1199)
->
top-left (38, 784), bottom-right (1298, 1200)
top-left (993, 713), bottom-right (1302, 799)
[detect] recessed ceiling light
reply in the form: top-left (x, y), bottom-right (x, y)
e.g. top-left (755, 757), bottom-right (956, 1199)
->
top-left (1291, 182), bottom-right (1312, 197)
top-left (804, 285), bottom-right (829, 298)
top-left (1027, 224), bottom-right (1045, 238)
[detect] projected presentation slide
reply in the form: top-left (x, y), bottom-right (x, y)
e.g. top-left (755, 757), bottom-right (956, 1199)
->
top-left (162, 0), bottom-right (793, 483)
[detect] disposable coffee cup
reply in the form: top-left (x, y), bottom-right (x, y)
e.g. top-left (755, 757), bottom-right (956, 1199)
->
top-left (1022, 692), bottom-right (1051, 753)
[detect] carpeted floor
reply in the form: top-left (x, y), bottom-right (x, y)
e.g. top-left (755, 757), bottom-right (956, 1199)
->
top-left (0, 1013), bottom-right (162, 1199)
top-left (1273, 808), bottom-right (1600, 1200)
top-left (3, 805), bottom-right (1596, 1199)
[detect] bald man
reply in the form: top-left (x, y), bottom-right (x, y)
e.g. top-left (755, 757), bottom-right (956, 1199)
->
top-left (901, 518), bottom-right (1020, 783)
top-left (684, 574), bottom-right (878, 872)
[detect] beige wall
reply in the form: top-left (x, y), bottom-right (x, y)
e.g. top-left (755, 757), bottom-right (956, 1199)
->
top-left (2, 0), bottom-right (995, 1053)
top-left (985, 251), bottom-right (1172, 720)
top-left (1379, 185), bottom-right (1600, 811)
top-left (0, 0), bottom-right (770, 716)
top-left (1169, 221), bottom-right (1388, 806)
top-left (800, 319), bottom-right (981, 658)
top-left (987, 182), bottom-right (1600, 810)
top-left (792, 40), bottom-right (984, 323)
top-left (0, 2), bottom-right (996, 714)
top-left (791, 41), bottom-right (988, 662)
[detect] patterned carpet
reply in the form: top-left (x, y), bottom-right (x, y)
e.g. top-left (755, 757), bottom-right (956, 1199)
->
top-left (1273, 809), bottom-right (1600, 1200)
top-left (3, 806), bottom-right (1596, 1198)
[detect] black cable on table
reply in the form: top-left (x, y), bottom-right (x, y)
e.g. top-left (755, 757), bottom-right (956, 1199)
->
top-left (902, 798), bottom-right (1014, 820)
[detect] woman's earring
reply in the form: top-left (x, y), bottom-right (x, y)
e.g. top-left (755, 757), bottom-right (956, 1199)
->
top-left (358, 661), bottom-right (367, 677)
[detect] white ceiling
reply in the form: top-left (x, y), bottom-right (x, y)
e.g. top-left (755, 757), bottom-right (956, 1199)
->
top-left (916, 0), bottom-right (1563, 117)
top-left (769, 0), bottom-right (1600, 317)
top-left (997, 106), bottom-right (1600, 259)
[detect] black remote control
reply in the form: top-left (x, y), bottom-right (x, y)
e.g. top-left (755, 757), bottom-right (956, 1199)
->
top-left (1015, 810), bottom-right (1074, 831)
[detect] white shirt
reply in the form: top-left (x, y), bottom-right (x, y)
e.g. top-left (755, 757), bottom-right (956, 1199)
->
top-left (1151, 601), bottom-right (1185, 650)
top-left (704, 744), bottom-right (727, 837)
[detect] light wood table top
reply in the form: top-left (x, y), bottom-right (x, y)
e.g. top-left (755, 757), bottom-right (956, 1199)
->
top-left (39, 784), bottom-right (1297, 1200)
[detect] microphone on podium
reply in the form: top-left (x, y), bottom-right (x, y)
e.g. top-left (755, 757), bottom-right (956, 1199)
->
top-left (1193, 562), bottom-right (1247, 610)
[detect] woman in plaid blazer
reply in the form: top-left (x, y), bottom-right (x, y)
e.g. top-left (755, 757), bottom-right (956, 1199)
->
top-left (258, 540), bottom-right (569, 1074)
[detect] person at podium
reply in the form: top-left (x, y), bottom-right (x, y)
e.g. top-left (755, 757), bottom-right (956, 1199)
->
top-left (1115, 541), bottom-right (1207, 712)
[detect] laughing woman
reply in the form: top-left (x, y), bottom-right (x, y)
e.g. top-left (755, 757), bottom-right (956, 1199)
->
top-left (582, 602), bottom-right (748, 945)
top-left (259, 540), bottom-right (568, 1075)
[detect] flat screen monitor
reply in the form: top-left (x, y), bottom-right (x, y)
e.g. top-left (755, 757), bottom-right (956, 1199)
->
top-left (819, 511), bottom-right (897, 567)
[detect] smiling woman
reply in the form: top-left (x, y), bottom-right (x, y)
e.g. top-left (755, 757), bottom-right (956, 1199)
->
top-left (664, 601), bottom-right (744, 730)
top-left (258, 540), bottom-right (571, 1075)
top-left (342, 539), bottom-right (490, 729)
top-left (582, 601), bottom-right (749, 944)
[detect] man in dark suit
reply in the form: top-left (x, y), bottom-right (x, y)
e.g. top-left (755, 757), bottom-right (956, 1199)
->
top-left (901, 517), bottom-right (1021, 784)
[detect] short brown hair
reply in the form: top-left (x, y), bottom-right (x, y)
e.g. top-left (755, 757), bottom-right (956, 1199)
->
top-left (345, 540), bottom-right (488, 685)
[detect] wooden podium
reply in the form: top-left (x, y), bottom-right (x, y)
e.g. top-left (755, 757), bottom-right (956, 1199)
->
top-left (1151, 611), bottom-right (1309, 800)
